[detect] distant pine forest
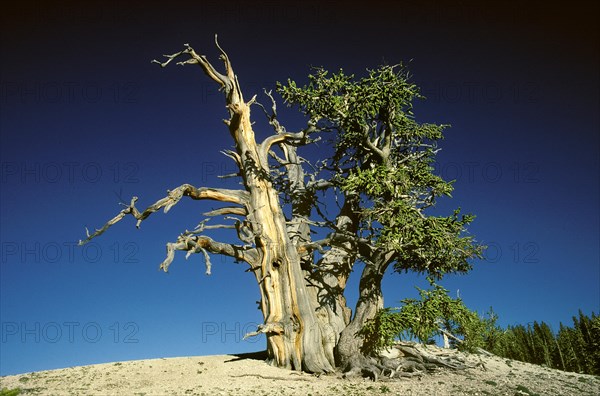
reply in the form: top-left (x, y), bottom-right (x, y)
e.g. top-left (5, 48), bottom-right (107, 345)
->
top-left (479, 309), bottom-right (599, 375)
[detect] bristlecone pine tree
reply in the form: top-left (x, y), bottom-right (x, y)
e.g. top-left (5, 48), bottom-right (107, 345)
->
top-left (80, 36), bottom-right (484, 377)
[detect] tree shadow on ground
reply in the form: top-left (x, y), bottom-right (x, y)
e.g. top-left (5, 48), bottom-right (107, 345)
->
top-left (225, 350), bottom-right (268, 363)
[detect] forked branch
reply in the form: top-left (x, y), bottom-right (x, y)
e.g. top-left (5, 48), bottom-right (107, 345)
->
top-left (242, 322), bottom-right (285, 340)
top-left (151, 35), bottom-right (243, 106)
top-left (79, 184), bottom-right (249, 245)
top-left (160, 233), bottom-right (258, 274)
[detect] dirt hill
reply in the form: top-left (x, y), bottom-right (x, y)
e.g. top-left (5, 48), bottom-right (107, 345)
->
top-left (1, 347), bottom-right (599, 395)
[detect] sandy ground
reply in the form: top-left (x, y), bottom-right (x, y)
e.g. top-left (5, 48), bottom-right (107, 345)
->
top-left (1, 349), bottom-right (599, 395)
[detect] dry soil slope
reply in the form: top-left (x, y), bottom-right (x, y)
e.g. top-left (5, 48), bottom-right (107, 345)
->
top-left (1, 349), bottom-right (599, 395)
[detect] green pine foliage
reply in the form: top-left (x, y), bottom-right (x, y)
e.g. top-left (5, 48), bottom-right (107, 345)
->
top-left (0, 388), bottom-right (21, 396)
top-left (278, 65), bottom-right (484, 281)
top-left (359, 283), bottom-right (485, 354)
top-left (360, 300), bottom-right (599, 376)
top-left (591, 312), bottom-right (600, 374)
top-left (279, 64), bottom-right (597, 376)
top-left (486, 310), bottom-right (600, 375)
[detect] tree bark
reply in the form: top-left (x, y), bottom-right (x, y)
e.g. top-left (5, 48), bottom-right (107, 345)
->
top-left (82, 40), bottom-right (484, 378)
top-left (158, 39), bottom-right (336, 373)
top-left (335, 249), bottom-right (394, 371)
top-left (232, 101), bottom-right (333, 372)
top-left (301, 194), bottom-right (358, 366)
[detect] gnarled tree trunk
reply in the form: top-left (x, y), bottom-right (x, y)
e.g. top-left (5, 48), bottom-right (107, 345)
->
top-left (80, 39), bottom-right (480, 378)
top-left (82, 39), bottom-right (336, 373)
top-left (200, 42), bottom-right (334, 373)
top-left (335, 250), bottom-right (394, 373)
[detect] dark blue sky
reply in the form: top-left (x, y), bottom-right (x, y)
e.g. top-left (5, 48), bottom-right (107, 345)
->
top-left (1, 1), bottom-right (598, 375)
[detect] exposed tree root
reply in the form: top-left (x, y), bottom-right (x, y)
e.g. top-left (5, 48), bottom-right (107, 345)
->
top-left (341, 342), bottom-right (486, 381)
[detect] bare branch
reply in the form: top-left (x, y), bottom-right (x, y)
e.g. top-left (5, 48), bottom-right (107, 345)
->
top-left (258, 121), bottom-right (318, 164)
top-left (214, 35), bottom-right (235, 84)
top-left (306, 179), bottom-right (334, 191)
top-left (221, 149), bottom-right (242, 168)
top-left (159, 233), bottom-right (258, 274)
top-left (362, 125), bottom-right (386, 162)
top-left (151, 49), bottom-right (187, 68)
top-left (243, 322), bottom-right (284, 340)
top-left (79, 184), bottom-right (248, 245)
top-left (254, 89), bottom-right (286, 135)
top-left (268, 150), bottom-right (287, 165)
top-left (152, 37), bottom-right (244, 106)
top-left (217, 172), bottom-right (241, 179)
top-left (297, 240), bottom-right (329, 257)
top-left (296, 231), bottom-right (366, 258)
top-left (260, 132), bottom-right (302, 153)
top-left (203, 206), bottom-right (247, 217)
top-left (80, 197), bottom-right (139, 245)
top-left (151, 43), bottom-right (227, 87)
